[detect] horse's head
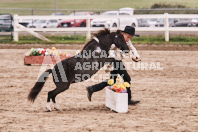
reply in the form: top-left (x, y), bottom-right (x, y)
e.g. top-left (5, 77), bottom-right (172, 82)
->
top-left (113, 30), bottom-right (129, 53)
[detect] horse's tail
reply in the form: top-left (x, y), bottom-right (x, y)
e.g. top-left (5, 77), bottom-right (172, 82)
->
top-left (28, 69), bottom-right (52, 102)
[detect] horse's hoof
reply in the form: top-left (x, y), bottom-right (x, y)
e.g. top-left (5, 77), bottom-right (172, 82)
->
top-left (46, 107), bottom-right (52, 112)
top-left (46, 102), bottom-right (52, 112)
top-left (53, 103), bottom-right (60, 111)
top-left (46, 109), bottom-right (52, 112)
top-left (54, 108), bottom-right (60, 111)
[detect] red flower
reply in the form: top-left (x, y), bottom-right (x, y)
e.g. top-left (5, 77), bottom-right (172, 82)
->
top-left (41, 50), bottom-right (46, 55)
top-left (116, 88), bottom-right (122, 93)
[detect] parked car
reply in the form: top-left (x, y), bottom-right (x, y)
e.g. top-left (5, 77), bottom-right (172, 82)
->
top-left (154, 19), bottom-right (164, 27)
top-left (196, 19), bottom-right (198, 27)
top-left (58, 12), bottom-right (95, 27)
top-left (91, 8), bottom-right (138, 28)
top-left (0, 14), bottom-right (13, 32)
top-left (188, 18), bottom-right (198, 27)
top-left (137, 19), bottom-right (150, 27)
top-left (27, 19), bottom-right (59, 28)
top-left (171, 18), bottom-right (198, 27)
top-left (145, 18), bottom-right (158, 27)
top-left (189, 18), bottom-right (198, 27)
top-left (154, 18), bottom-right (177, 27)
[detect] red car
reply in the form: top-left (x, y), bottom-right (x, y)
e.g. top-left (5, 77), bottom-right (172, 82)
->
top-left (58, 12), bottom-right (95, 27)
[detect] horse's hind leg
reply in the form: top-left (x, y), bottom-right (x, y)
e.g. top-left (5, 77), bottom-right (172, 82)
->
top-left (51, 83), bottom-right (70, 110)
top-left (46, 82), bottom-right (70, 111)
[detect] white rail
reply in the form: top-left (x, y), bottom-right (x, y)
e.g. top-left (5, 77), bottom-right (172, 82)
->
top-left (13, 13), bottom-right (198, 42)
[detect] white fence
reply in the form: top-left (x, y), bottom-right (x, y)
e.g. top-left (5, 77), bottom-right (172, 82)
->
top-left (13, 13), bottom-right (198, 42)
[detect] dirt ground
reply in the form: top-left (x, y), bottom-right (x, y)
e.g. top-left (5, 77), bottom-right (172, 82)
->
top-left (0, 46), bottom-right (198, 132)
top-left (1, 43), bottom-right (198, 51)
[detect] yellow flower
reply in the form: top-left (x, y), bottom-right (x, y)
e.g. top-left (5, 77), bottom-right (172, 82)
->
top-left (52, 47), bottom-right (56, 50)
top-left (124, 82), bottom-right (130, 88)
top-left (117, 83), bottom-right (122, 86)
top-left (117, 85), bottom-right (121, 88)
top-left (117, 83), bottom-right (125, 89)
top-left (116, 78), bottom-right (120, 82)
top-left (120, 84), bottom-right (126, 90)
top-left (108, 79), bottom-right (114, 85)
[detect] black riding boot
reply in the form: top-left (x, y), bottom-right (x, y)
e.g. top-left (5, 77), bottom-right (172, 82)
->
top-left (127, 88), bottom-right (140, 105)
top-left (86, 80), bottom-right (108, 101)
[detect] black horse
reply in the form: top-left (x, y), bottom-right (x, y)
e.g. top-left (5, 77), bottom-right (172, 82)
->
top-left (28, 28), bottom-right (129, 111)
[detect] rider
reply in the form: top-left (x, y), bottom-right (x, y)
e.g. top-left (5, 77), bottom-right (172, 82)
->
top-left (86, 26), bottom-right (141, 105)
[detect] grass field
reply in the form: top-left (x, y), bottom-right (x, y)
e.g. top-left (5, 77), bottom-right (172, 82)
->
top-left (1, 35), bottom-right (198, 45)
top-left (0, 0), bottom-right (198, 9)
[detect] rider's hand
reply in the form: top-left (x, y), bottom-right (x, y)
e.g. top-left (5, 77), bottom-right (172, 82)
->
top-left (132, 56), bottom-right (141, 62)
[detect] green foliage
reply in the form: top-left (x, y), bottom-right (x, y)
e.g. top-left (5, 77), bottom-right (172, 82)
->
top-left (2, 35), bottom-right (86, 44)
top-left (1, 35), bottom-right (198, 45)
top-left (0, 36), bottom-right (13, 43)
top-left (135, 3), bottom-right (198, 14)
top-left (151, 3), bottom-right (186, 9)
top-left (132, 36), bottom-right (198, 45)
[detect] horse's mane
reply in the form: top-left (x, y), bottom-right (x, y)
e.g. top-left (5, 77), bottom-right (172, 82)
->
top-left (80, 28), bottom-right (111, 51)
top-left (93, 28), bottom-right (111, 38)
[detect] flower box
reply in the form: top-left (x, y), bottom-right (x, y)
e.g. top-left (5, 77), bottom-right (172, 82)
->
top-left (24, 47), bottom-right (71, 65)
top-left (105, 87), bottom-right (128, 113)
top-left (24, 56), bottom-right (68, 65)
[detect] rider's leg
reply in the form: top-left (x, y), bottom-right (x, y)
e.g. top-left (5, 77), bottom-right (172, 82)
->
top-left (86, 80), bottom-right (108, 101)
top-left (111, 60), bottom-right (140, 105)
top-left (87, 60), bottom-right (139, 105)
top-left (86, 68), bottom-right (118, 101)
